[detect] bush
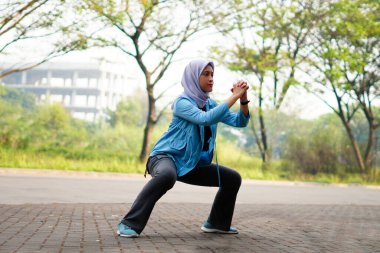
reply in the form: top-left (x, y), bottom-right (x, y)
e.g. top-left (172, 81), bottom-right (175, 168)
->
top-left (282, 114), bottom-right (357, 174)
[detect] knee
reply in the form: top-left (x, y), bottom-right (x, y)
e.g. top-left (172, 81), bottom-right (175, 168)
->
top-left (158, 169), bottom-right (177, 190)
top-left (234, 171), bottom-right (242, 189)
top-left (224, 170), bottom-right (241, 190)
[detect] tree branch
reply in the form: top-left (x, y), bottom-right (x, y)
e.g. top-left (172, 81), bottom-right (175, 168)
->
top-left (154, 101), bottom-right (172, 124)
top-left (0, 0), bottom-right (48, 36)
top-left (156, 82), bottom-right (177, 101)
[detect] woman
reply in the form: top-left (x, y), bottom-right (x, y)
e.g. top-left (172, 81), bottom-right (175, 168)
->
top-left (117, 59), bottom-right (250, 237)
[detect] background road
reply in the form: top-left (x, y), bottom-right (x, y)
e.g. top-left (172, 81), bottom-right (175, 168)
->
top-left (1, 168), bottom-right (379, 205)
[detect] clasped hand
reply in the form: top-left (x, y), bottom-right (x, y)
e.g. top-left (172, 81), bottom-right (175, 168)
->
top-left (231, 80), bottom-right (249, 99)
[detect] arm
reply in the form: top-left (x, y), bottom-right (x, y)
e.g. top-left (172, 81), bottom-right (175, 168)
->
top-left (173, 98), bottom-right (229, 126)
top-left (239, 89), bottom-right (250, 117)
top-left (221, 109), bottom-right (250, 127)
top-left (221, 80), bottom-right (250, 127)
top-left (226, 93), bottom-right (241, 108)
top-left (173, 85), bottom-right (247, 126)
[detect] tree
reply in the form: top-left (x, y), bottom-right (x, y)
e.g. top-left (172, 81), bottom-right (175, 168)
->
top-left (282, 113), bottom-right (358, 175)
top-left (0, 85), bottom-right (36, 109)
top-left (0, 89), bottom-right (32, 149)
top-left (0, 0), bottom-right (91, 79)
top-left (80, 0), bottom-right (220, 161)
top-left (106, 93), bottom-right (145, 127)
top-left (308, 0), bottom-right (380, 173)
top-left (211, 0), bottom-right (320, 164)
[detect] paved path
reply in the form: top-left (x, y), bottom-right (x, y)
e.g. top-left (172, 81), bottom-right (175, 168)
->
top-left (1, 203), bottom-right (380, 253)
top-left (1, 168), bottom-right (380, 253)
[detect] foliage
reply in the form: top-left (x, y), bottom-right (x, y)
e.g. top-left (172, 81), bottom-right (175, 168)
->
top-left (0, 0), bottom-right (93, 78)
top-left (0, 100), bottom-right (30, 149)
top-left (31, 104), bottom-right (88, 150)
top-left (76, 0), bottom-right (226, 161)
top-left (0, 86), bottom-right (86, 149)
top-left (210, 0), bottom-right (321, 163)
top-left (282, 114), bottom-right (352, 174)
top-left (0, 86), bottom-right (379, 184)
top-left (210, 0), bottom-right (379, 173)
top-left (1, 0), bottom-right (379, 183)
top-left (106, 95), bottom-right (146, 127)
top-left (0, 85), bottom-right (36, 110)
top-left (222, 108), bottom-right (378, 176)
top-left (0, 86), bottom-right (34, 148)
top-left (308, 0), bottom-right (380, 172)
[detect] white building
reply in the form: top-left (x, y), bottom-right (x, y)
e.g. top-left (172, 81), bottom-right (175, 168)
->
top-left (1, 60), bottom-right (137, 121)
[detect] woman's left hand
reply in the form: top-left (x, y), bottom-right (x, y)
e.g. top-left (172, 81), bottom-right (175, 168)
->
top-left (231, 80), bottom-right (249, 100)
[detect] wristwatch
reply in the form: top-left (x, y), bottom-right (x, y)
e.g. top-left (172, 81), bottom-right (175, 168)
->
top-left (240, 100), bottom-right (250, 105)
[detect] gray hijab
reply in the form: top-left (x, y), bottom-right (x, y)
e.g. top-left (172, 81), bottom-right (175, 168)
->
top-left (181, 59), bottom-right (214, 108)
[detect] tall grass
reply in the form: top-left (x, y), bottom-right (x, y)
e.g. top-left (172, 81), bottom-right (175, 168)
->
top-left (1, 126), bottom-right (379, 185)
top-left (2, 87), bottom-right (378, 185)
top-left (0, 148), bottom-right (145, 173)
top-left (1, 146), bottom-right (379, 185)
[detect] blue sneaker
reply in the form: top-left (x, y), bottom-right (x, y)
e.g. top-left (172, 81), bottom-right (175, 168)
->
top-left (117, 223), bottom-right (139, 238)
top-left (201, 220), bottom-right (238, 234)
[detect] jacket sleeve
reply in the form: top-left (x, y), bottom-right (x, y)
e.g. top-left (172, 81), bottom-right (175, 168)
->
top-left (173, 98), bottom-right (230, 126)
top-left (220, 109), bottom-right (250, 127)
top-left (206, 99), bottom-right (250, 127)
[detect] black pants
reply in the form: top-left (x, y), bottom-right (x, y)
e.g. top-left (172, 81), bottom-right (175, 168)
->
top-left (121, 155), bottom-right (242, 234)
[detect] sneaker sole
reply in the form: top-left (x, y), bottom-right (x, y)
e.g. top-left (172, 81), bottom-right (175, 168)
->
top-left (201, 226), bottom-right (238, 234)
top-left (117, 230), bottom-right (139, 238)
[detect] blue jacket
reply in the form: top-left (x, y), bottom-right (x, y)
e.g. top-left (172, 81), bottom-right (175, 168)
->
top-left (150, 95), bottom-right (250, 176)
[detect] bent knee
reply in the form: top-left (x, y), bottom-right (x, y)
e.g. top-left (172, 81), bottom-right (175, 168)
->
top-left (158, 170), bottom-right (177, 190)
top-left (234, 171), bottom-right (242, 188)
top-left (224, 170), bottom-right (241, 190)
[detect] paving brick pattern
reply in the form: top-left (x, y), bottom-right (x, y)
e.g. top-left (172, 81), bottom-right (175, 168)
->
top-left (0, 203), bottom-right (379, 253)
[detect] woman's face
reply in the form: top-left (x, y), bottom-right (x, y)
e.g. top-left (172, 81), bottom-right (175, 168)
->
top-left (199, 65), bottom-right (214, 93)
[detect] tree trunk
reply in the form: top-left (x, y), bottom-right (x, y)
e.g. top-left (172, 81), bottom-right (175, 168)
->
top-left (364, 125), bottom-right (375, 170)
top-left (361, 102), bottom-right (378, 171)
top-left (341, 119), bottom-right (366, 174)
top-left (258, 78), bottom-right (269, 163)
top-left (139, 79), bottom-right (156, 162)
top-left (250, 120), bottom-right (265, 162)
top-left (258, 108), bottom-right (268, 162)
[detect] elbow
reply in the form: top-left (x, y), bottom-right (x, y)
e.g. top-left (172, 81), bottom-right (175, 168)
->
top-left (240, 118), bottom-right (250, 127)
top-left (194, 117), bottom-right (209, 126)
top-left (201, 119), bottom-right (216, 126)
top-left (198, 116), bottom-right (218, 126)
top-left (242, 113), bottom-right (250, 127)
top-left (237, 122), bottom-right (248, 128)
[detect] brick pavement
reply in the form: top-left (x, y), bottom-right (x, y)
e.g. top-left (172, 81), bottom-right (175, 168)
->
top-left (0, 203), bottom-right (379, 253)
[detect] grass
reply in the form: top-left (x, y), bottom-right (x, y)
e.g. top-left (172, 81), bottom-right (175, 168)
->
top-left (0, 148), bottom-right (145, 174)
top-left (1, 146), bottom-right (379, 186)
